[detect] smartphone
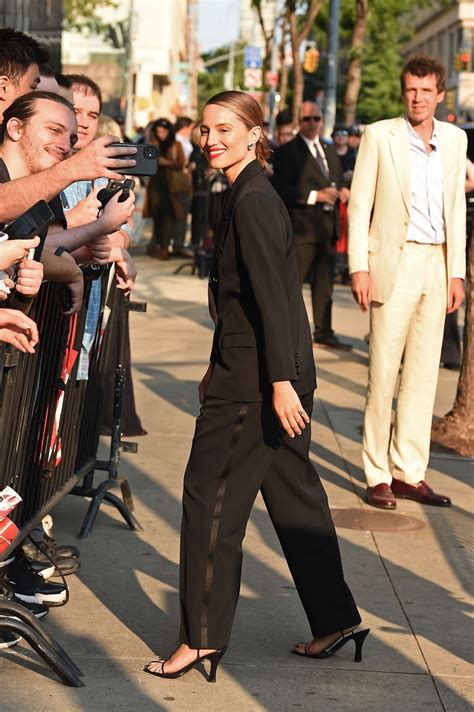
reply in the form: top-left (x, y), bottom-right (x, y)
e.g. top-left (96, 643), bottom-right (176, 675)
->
top-left (5, 200), bottom-right (55, 261)
top-left (111, 143), bottom-right (159, 177)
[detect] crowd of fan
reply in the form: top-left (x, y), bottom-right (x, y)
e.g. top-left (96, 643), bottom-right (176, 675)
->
top-left (0, 28), bottom-right (140, 650)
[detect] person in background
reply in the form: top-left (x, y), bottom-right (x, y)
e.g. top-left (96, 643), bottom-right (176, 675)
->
top-left (189, 125), bottom-right (211, 249)
top-left (275, 109), bottom-right (295, 147)
top-left (348, 125), bottom-right (362, 154)
top-left (332, 125), bottom-right (356, 284)
top-left (173, 117), bottom-right (194, 256)
top-left (272, 101), bottom-right (352, 351)
top-left (144, 118), bottom-right (185, 260)
top-left (55, 73), bottom-right (74, 103)
top-left (332, 125), bottom-right (356, 181)
top-left (114, 114), bottom-right (132, 143)
top-left (37, 64), bottom-right (60, 94)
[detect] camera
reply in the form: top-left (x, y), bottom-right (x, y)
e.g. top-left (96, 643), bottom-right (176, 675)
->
top-left (4, 200), bottom-right (55, 261)
top-left (97, 178), bottom-right (136, 210)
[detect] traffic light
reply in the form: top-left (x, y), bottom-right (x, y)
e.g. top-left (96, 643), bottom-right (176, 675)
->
top-left (455, 51), bottom-right (471, 72)
top-left (303, 48), bottom-right (320, 74)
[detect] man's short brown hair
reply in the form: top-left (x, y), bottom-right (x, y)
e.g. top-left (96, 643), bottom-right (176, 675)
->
top-left (66, 73), bottom-right (102, 111)
top-left (400, 54), bottom-right (446, 94)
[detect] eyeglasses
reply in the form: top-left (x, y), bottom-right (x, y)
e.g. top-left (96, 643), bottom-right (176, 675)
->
top-left (333, 130), bottom-right (349, 137)
top-left (301, 115), bottom-right (322, 122)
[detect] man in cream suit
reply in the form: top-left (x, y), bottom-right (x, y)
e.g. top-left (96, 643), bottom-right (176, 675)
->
top-left (348, 55), bottom-right (466, 509)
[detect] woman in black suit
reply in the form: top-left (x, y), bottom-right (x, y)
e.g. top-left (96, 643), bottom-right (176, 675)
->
top-left (145, 91), bottom-right (367, 682)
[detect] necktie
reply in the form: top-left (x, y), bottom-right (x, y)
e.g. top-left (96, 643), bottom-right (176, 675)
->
top-left (314, 142), bottom-right (329, 178)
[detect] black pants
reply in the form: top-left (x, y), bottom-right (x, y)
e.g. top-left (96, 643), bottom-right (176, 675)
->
top-left (295, 242), bottom-right (335, 341)
top-left (179, 394), bottom-right (361, 649)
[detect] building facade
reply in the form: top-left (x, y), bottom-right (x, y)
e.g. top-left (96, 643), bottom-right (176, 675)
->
top-left (0, 0), bottom-right (63, 68)
top-left (62, 0), bottom-right (193, 129)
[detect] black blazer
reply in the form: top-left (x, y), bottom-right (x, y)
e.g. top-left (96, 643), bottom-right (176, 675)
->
top-left (206, 160), bottom-right (316, 403)
top-left (271, 134), bottom-right (343, 244)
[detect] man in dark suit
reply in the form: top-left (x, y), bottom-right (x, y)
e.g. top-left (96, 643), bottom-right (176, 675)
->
top-left (272, 101), bottom-right (352, 350)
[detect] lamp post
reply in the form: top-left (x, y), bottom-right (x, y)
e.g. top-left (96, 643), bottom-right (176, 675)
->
top-left (323, 0), bottom-right (340, 138)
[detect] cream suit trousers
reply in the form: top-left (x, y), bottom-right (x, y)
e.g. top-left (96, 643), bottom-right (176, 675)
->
top-left (363, 242), bottom-right (447, 487)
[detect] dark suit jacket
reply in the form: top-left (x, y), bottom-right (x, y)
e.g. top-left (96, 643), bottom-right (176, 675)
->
top-left (206, 160), bottom-right (316, 402)
top-left (271, 134), bottom-right (343, 244)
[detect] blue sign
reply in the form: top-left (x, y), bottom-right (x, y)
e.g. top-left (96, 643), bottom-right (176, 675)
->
top-left (244, 46), bottom-right (262, 69)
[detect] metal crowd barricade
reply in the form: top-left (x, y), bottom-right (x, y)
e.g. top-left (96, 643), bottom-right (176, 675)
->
top-left (0, 266), bottom-right (146, 686)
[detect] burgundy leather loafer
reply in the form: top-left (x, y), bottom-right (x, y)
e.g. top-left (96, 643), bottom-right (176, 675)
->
top-left (391, 479), bottom-right (451, 507)
top-left (367, 483), bottom-right (397, 509)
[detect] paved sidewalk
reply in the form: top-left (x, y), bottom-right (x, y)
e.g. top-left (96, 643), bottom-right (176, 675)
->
top-left (1, 252), bottom-right (472, 711)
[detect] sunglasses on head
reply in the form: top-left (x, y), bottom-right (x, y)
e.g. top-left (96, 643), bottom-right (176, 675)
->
top-left (301, 115), bottom-right (322, 122)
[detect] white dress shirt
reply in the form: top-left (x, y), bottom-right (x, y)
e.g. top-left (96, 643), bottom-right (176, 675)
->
top-left (406, 119), bottom-right (445, 244)
top-left (299, 133), bottom-right (329, 205)
top-left (176, 133), bottom-right (193, 162)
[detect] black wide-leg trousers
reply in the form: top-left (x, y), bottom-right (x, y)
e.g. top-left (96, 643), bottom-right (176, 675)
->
top-left (179, 394), bottom-right (361, 649)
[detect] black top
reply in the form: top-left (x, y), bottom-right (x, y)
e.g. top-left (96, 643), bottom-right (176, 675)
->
top-left (271, 134), bottom-right (343, 244)
top-left (206, 160), bottom-right (316, 402)
top-left (0, 157), bottom-right (67, 230)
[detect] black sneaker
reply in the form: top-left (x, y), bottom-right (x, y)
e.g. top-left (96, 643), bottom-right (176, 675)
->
top-left (28, 560), bottom-right (55, 580)
top-left (0, 596), bottom-right (49, 620)
top-left (0, 630), bottom-right (21, 649)
top-left (4, 551), bottom-right (67, 606)
top-left (0, 586), bottom-right (50, 620)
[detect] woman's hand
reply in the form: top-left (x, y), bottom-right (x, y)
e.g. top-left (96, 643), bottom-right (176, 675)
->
top-left (198, 363), bottom-right (214, 404)
top-left (272, 381), bottom-right (310, 438)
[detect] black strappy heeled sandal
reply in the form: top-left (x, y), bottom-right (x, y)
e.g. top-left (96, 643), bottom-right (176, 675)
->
top-left (291, 628), bottom-right (370, 663)
top-left (144, 647), bottom-right (227, 683)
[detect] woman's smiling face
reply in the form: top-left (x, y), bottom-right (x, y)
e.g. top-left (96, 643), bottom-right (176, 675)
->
top-left (200, 104), bottom-right (257, 182)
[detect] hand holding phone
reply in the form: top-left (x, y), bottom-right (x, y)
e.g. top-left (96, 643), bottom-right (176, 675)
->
top-left (110, 143), bottom-right (159, 176)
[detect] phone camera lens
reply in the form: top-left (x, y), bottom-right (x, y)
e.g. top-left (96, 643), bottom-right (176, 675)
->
top-left (145, 147), bottom-right (156, 159)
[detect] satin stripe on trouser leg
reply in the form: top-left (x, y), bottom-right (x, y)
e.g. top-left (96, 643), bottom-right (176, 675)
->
top-left (179, 395), bottom-right (360, 649)
top-left (363, 242), bottom-right (447, 487)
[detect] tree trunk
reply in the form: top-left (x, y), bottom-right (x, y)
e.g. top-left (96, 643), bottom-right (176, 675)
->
top-left (279, 13), bottom-right (290, 109)
top-left (431, 218), bottom-right (474, 456)
top-left (287, 0), bottom-right (325, 125)
top-left (344, 0), bottom-right (369, 125)
top-left (252, 1), bottom-right (273, 76)
top-left (289, 10), bottom-right (304, 125)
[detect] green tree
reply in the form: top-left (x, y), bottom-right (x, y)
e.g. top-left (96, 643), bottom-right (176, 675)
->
top-left (313, 0), bottom-right (448, 124)
top-left (63, 0), bottom-right (118, 34)
top-left (197, 43), bottom-right (246, 116)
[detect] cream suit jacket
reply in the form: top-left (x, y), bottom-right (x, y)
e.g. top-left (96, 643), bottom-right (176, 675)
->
top-left (348, 116), bottom-right (467, 304)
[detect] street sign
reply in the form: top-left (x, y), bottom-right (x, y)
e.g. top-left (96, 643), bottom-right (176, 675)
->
top-left (244, 68), bottom-right (262, 89)
top-left (244, 46), bottom-right (262, 69)
top-left (265, 70), bottom-right (279, 88)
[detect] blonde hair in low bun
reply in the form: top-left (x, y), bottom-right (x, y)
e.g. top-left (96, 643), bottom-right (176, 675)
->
top-left (204, 90), bottom-right (271, 168)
